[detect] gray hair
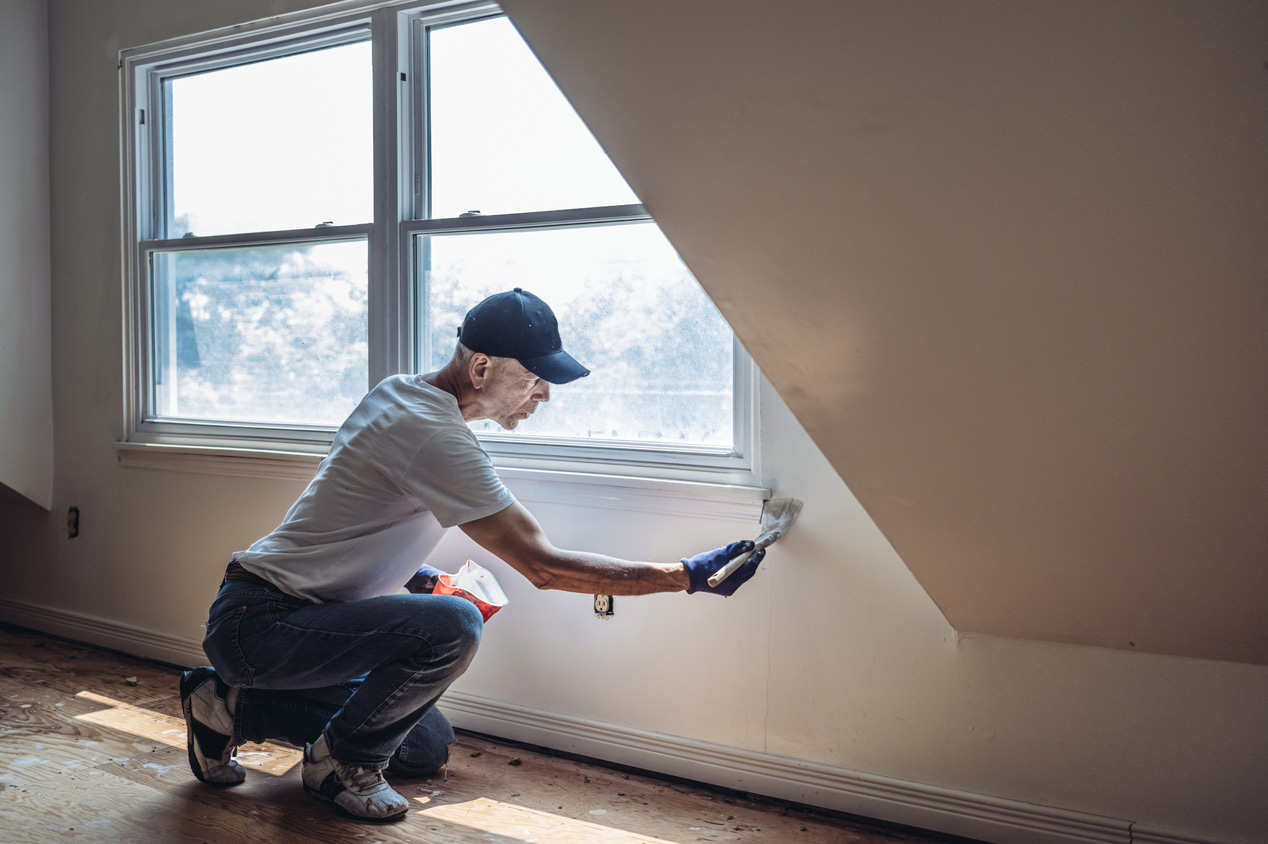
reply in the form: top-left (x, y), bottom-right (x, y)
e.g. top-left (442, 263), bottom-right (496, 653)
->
top-left (453, 341), bottom-right (513, 371)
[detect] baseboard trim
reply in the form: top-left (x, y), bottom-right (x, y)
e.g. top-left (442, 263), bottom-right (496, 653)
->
top-left (0, 596), bottom-right (207, 669)
top-left (1128, 826), bottom-right (1261, 844)
top-left (0, 598), bottom-right (1251, 844)
top-left (439, 691), bottom-right (1127, 844)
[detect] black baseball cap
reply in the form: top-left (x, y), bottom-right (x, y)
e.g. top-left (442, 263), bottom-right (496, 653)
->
top-left (457, 288), bottom-right (590, 384)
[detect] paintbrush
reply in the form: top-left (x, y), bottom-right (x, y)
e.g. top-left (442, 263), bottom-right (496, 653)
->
top-left (707, 497), bottom-right (803, 588)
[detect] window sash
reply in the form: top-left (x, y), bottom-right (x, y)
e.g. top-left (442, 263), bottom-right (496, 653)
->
top-left (121, 0), bottom-right (759, 484)
top-left (136, 228), bottom-right (373, 446)
top-left (404, 203), bottom-right (650, 373)
top-left (136, 25), bottom-right (375, 242)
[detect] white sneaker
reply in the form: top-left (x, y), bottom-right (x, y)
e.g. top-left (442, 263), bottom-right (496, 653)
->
top-left (179, 667), bottom-right (245, 785)
top-left (302, 733), bottom-right (409, 822)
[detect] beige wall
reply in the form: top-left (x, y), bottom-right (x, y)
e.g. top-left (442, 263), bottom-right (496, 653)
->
top-left (0, 1), bottom-right (1263, 841)
top-left (500, 0), bottom-right (1268, 666)
top-left (0, 0), bottom-right (54, 509)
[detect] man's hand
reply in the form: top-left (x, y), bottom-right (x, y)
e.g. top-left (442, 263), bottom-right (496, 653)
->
top-left (681, 541), bottom-right (766, 596)
top-left (404, 564), bottom-right (444, 595)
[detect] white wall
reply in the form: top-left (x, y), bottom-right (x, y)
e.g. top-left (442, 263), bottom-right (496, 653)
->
top-left (0, 0), bottom-right (54, 509)
top-left (0, 1), bottom-right (1264, 843)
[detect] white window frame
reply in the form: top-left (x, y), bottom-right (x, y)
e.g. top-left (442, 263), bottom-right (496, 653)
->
top-left (119, 0), bottom-right (761, 488)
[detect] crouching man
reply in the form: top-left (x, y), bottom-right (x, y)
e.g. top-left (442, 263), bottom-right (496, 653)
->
top-left (181, 288), bottom-right (765, 822)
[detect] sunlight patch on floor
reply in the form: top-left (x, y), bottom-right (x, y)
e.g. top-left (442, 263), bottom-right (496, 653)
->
top-left (418, 796), bottom-right (686, 843)
top-left (73, 690), bottom-right (299, 775)
top-left (74, 690), bottom-right (186, 749)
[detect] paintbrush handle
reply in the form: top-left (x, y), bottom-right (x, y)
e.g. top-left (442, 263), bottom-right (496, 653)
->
top-left (706, 531), bottom-right (783, 588)
top-left (706, 549), bottom-right (753, 588)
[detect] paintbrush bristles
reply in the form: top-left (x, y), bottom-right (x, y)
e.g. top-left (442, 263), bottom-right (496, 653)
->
top-left (704, 496), bottom-right (804, 588)
top-left (753, 497), bottom-right (803, 547)
top-left (760, 497), bottom-right (803, 529)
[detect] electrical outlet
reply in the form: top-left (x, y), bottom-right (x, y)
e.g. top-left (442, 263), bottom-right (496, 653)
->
top-left (593, 594), bottom-right (613, 620)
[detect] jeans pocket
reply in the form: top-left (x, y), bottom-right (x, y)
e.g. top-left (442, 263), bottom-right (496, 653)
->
top-left (202, 605), bottom-right (253, 686)
top-left (227, 592), bottom-right (314, 686)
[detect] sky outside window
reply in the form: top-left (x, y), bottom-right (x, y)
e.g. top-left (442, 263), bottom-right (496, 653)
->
top-left (166, 40), bottom-right (373, 237)
top-left (427, 16), bottom-right (640, 218)
top-left (165, 17), bottom-right (638, 236)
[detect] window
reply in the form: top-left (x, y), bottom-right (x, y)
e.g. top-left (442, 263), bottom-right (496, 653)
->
top-left (122, 2), bottom-right (757, 484)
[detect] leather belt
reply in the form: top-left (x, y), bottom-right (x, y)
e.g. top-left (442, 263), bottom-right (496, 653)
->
top-left (222, 560), bottom-right (276, 589)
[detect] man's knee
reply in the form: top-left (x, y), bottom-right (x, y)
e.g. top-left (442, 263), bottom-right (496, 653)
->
top-left (388, 742), bottom-right (449, 778)
top-left (406, 595), bottom-right (482, 672)
top-left (388, 707), bottom-right (455, 778)
top-left (439, 595), bottom-right (484, 654)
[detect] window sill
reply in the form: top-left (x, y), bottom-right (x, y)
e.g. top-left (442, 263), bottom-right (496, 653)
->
top-left (114, 442), bottom-right (768, 522)
top-left (115, 441), bottom-right (322, 480)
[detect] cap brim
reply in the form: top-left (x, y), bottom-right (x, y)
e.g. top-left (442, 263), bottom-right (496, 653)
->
top-left (519, 350), bottom-right (590, 385)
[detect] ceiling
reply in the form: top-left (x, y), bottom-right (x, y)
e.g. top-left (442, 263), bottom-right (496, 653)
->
top-left (500, 0), bottom-right (1268, 664)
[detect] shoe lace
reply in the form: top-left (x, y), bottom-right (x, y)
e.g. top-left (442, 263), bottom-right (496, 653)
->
top-left (341, 763), bottom-right (387, 792)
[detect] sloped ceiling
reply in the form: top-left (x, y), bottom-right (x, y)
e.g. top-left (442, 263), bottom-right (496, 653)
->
top-left (500, 0), bottom-right (1268, 664)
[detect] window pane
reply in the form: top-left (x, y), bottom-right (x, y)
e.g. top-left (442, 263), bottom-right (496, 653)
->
top-left (427, 17), bottom-right (639, 219)
top-left (151, 241), bottom-right (368, 427)
top-left (420, 224), bottom-right (733, 447)
top-left (165, 40), bottom-right (372, 237)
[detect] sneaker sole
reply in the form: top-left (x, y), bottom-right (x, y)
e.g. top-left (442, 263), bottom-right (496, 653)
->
top-left (180, 668), bottom-right (242, 787)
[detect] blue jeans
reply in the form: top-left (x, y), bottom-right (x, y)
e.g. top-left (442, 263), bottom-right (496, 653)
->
top-left (201, 580), bottom-right (483, 772)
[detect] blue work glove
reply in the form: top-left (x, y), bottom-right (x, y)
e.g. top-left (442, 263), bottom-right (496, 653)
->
top-left (404, 564), bottom-right (444, 595)
top-left (681, 540), bottom-right (766, 596)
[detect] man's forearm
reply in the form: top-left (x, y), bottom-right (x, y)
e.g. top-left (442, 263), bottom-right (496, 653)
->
top-left (527, 549), bottom-right (689, 595)
top-left (459, 501), bottom-right (690, 595)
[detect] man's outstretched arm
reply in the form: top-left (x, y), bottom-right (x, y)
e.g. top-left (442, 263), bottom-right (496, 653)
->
top-left (458, 501), bottom-right (760, 596)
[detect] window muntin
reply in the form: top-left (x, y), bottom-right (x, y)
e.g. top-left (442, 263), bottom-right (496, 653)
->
top-left (125, 3), bottom-right (757, 482)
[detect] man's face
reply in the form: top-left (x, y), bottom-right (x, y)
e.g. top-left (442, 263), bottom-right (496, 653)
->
top-left (482, 358), bottom-right (551, 431)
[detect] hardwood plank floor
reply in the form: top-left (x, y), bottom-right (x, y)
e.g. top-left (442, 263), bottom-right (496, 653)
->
top-left (0, 625), bottom-right (968, 844)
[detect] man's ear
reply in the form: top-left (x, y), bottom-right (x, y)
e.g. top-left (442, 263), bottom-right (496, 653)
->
top-left (469, 353), bottom-right (494, 389)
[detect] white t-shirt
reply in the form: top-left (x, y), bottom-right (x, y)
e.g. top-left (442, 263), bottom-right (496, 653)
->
top-left (233, 375), bottom-right (515, 603)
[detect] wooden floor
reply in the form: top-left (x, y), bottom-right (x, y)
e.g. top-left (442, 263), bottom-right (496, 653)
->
top-left (0, 625), bottom-right (962, 844)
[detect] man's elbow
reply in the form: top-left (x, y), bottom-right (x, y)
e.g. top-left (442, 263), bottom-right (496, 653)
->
top-left (516, 559), bottom-right (558, 590)
top-left (497, 540), bottom-right (566, 590)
